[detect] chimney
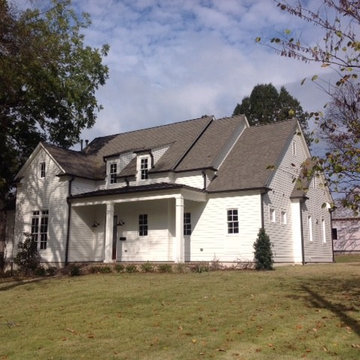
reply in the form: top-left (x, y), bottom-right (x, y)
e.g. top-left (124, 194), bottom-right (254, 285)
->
top-left (80, 139), bottom-right (83, 151)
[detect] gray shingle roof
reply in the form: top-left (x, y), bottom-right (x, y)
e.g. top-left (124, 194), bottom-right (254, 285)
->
top-left (175, 115), bottom-right (247, 172)
top-left (42, 116), bottom-right (299, 193)
top-left (207, 119), bottom-right (298, 192)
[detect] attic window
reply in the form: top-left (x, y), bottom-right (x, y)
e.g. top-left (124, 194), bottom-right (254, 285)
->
top-left (110, 163), bottom-right (117, 184)
top-left (140, 158), bottom-right (149, 180)
top-left (40, 162), bottom-right (46, 178)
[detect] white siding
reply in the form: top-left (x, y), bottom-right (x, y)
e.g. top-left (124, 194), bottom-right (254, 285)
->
top-left (68, 204), bottom-right (105, 262)
top-left (186, 192), bottom-right (262, 262)
top-left (4, 210), bottom-right (15, 260)
top-left (114, 199), bottom-right (173, 262)
top-left (175, 171), bottom-right (204, 189)
top-left (264, 133), bottom-right (306, 262)
top-left (12, 148), bottom-right (69, 264)
top-left (72, 178), bottom-right (97, 195)
top-left (302, 179), bottom-right (333, 262)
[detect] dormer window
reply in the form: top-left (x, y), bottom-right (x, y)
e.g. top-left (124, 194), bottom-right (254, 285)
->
top-left (110, 163), bottom-right (117, 184)
top-left (140, 158), bottom-right (149, 180)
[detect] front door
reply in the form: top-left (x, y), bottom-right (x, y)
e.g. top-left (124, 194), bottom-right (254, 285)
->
top-left (112, 215), bottom-right (118, 260)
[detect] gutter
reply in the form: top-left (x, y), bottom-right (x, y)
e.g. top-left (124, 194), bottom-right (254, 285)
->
top-left (65, 176), bottom-right (75, 265)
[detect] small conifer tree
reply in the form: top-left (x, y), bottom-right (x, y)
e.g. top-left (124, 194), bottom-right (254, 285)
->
top-left (253, 228), bottom-right (274, 270)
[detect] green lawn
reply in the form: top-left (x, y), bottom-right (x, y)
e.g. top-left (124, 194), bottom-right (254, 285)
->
top-left (335, 253), bottom-right (360, 263)
top-left (1, 264), bottom-right (359, 360)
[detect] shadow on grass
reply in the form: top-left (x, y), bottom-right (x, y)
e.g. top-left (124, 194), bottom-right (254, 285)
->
top-left (290, 277), bottom-right (360, 336)
top-left (0, 277), bottom-right (47, 292)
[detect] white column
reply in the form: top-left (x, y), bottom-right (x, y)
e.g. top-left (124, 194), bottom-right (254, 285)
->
top-left (104, 202), bottom-right (114, 263)
top-left (174, 195), bottom-right (184, 263)
top-left (291, 199), bottom-right (303, 263)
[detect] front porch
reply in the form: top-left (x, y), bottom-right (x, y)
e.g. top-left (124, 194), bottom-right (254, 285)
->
top-left (68, 184), bottom-right (206, 264)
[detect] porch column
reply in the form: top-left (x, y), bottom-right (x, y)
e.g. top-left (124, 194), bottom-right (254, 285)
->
top-left (174, 195), bottom-right (184, 263)
top-left (104, 202), bottom-right (114, 263)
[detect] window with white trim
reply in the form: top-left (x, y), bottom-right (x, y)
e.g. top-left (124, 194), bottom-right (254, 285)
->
top-left (270, 208), bottom-right (276, 223)
top-left (40, 162), bottom-right (46, 178)
top-left (140, 158), bottom-right (149, 180)
top-left (322, 219), bottom-right (326, 243)
top-left (308, 216), bottom-right (313, 242)
top-left (139, 214), bottom-right (148, 236)
top-left (227, 209), bottom-right (239, 234)
top-left (184, 212), bottom-right (191, 235)
top-left (281, 210), bottom-right (287, 225)
top-left (31, 210), bottom-right (49, 250)
top-left (110, 163), bottom-right (117, 184)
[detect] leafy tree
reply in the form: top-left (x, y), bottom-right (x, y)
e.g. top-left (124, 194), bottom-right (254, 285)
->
top-left (256, 1), bottom-right (360, 210)
top-left (253, 228), bottom-right (274, 270)
top-left (14, 234), bottom-right (40, 275)
top-left (0, 0), bottom-right (109, 206)
top-left (233, 84), bottom-right (310, 137)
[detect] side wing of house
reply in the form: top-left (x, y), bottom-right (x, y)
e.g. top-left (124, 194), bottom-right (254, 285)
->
top-left (10, 145), bottom-right (69, 264)
top-left (264, 125), bottom-right (333, 263)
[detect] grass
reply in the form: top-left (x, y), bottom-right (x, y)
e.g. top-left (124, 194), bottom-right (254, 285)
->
top-left (0, 264), bottom-right (359, 360)
top-left (335, 253), bottom-right (360, 263)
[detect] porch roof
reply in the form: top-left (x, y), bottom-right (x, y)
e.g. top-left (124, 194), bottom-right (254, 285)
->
top-left (69, 182), bottom-right (205, 200)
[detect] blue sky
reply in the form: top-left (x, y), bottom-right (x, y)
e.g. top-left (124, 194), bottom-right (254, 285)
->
top-left (17, 0), bottom-right (334, 144)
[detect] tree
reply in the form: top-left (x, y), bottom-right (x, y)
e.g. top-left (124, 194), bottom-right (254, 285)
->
top-left (253, 228), bottom-right (274, 270)
top-left (233, 83), bottom-right (310, 137)
top-left (14, 234), bottom-right (40, 275)
top-left (256, 0), bottom-right (360, 210)
top-left (0, 0), bottom-right (109, 206)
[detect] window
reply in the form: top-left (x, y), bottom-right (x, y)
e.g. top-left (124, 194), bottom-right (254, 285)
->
top-left (184, 212), bottom-right (191, 235)
top-left (292, 140), bottom-right (296, 156)
top-left (110, 163), bottom-right (117, 184)
top-left (332, 228), bottom-right (338, 240)
top-left (308, 216), bottom-right (313, 242)
top-left (281, 210), bottom-right (287, 225)
top-left (322, 219), bottom-right (326, 243)
top-left (139, 214), bottom-right (148, 236)
top-left (227, 209), bottom-right (239, 234)
top-left (40, 162), bottom-right (46, 178)
top-left (140, 158), bottom-right (149, 180)
top-left (31, 210), bottom-right (48, 250)
top-left (270, 208), bottom-right (276, 223)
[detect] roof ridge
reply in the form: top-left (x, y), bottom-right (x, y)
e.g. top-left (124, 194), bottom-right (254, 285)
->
top-left (90, 115), bottom-right (215, 143)
top-left (42, 142), bottom-right (86, 156)
top-left (248, 118), bottom-right (298, 129)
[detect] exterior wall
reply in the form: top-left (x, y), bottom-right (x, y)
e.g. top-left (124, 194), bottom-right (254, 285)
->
top-left (186, 192), bottom-right (262, 262)
top-left (264, 134), bottom-right (307, 262)
top-left (12, 148), bottom-right (69, 264)
top-left (332, 218), bottom-right (360, 253)
top-left (175, 171), bottom-right (204, 189)
top-left (114, 199), bottom-right (173, 262)
top-left (72, 178), bottom-right (97, 195)
top-left (68, 204), bottom-right (105, 262)
top-left (302, 181), bottom-right (333, 262)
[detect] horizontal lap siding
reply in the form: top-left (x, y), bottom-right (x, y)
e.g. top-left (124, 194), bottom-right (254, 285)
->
top-left (175, 172), bottom-right (204, 189)
top-left (264, 134), bottom-right (306, 263)
top-left (115, 200), bottom-right (172, 262)
top-left (13, 148), bottom-right (68, 263)
top-left (302, 185), bottom-right (333, 262)
top-left (188, 193), bottom-right (261, 262)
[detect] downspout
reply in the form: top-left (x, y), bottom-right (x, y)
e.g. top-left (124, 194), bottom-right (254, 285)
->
top-left (299, 199), bottom-right (305, 265)
top-left (65, 176), bottom-right (75, 266)
top-left (330, 208), bottom-right (335, 263)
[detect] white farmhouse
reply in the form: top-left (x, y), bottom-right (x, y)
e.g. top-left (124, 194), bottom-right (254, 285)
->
top-left (5, 115), bottom-right (333, 266)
